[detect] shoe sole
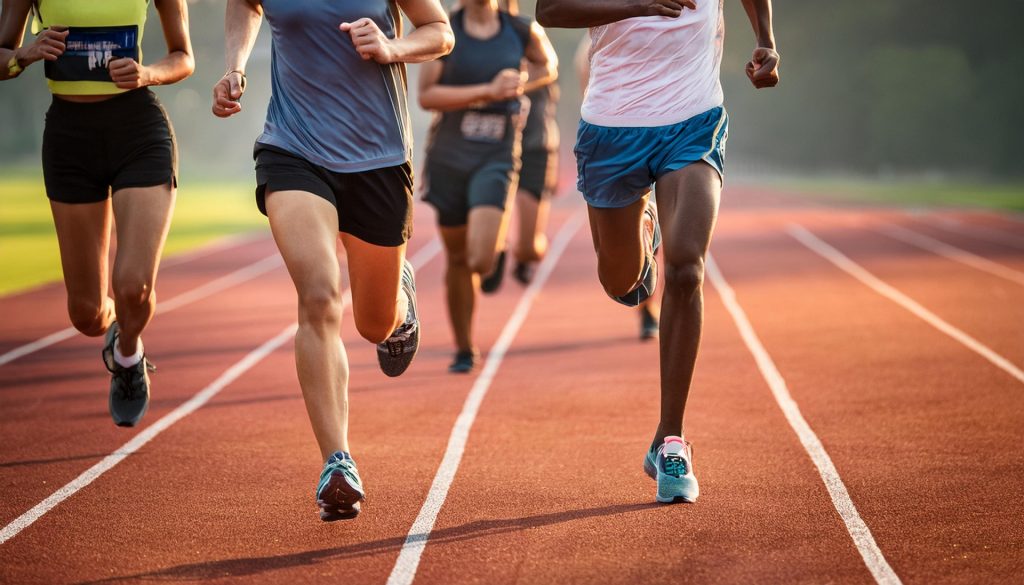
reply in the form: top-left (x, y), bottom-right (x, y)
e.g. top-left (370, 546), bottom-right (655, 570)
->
top-left (645, 452), bottom-right (698, 503)
top-left (317, 472), bottom-right (365, 522)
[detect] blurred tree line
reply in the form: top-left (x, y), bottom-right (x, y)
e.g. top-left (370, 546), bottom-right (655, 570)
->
top-left (1, 0), bottom-right (1021, 179)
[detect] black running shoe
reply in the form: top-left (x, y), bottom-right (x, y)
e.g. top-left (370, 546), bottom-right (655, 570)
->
top-left (639, 305), bottom-right (659, 340)
top-left (611, 199), bottom-right (661, 307)
top-left (480, 250), bottom-right (507, 294)
top-left (513, 260), bottom-right (536, 285)
top-left (448, 349), bottom-right (478, 374)
top-left (103, 322), bottom-right (152, 427)
top-left (377, 259), bottom-right (420, 377)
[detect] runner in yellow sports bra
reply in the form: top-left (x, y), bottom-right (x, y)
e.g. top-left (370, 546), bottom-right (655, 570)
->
top-left (1, 0), bottom-right (194, 427)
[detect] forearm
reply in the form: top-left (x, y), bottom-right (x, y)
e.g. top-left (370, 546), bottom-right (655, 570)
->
top-left (419, 83), bottom-right (495, 112)
top-left (391, 22), bottom-right (453, 63)
top-left (141, 50), bottom-right (193, 86)
top-left (523, 60), bottom-right (556, 93)
top-left (536, 0), bottom-right (644, 28)
top-left (740, 0), bottom-right (775, 48)
top-left (0, 47), bottom-right (24, 80)
top-left (225, 0), bottom-right (262, 73)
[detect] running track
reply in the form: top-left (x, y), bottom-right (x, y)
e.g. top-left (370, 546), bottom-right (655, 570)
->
top-left (1, 189), bottom-right (1022, 584)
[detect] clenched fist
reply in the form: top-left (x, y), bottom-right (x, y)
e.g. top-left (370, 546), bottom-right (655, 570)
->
top-left (340, 18), bottom-right (397, 64)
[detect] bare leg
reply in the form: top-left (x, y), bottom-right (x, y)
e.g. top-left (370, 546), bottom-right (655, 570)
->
top-left (110, 184), bottom-right (176, 356)
top-left (266, 191), bottom-right (349, 459)
top-left (586, 193), bottom-right (649, 298)
top-left (653, 163), bottom-right (721, 442)
top-left (49, 199), bottom-right (115, 337)
top-left (341, 233), bottom-right (408, 344)
top-left (513, 188), bottom-right (550, 263)
top-left (440, 226), bottom-right (475, 353)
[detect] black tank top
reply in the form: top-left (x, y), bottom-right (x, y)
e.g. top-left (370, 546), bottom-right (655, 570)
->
top-left (426, 9), bottom-right (532, 165)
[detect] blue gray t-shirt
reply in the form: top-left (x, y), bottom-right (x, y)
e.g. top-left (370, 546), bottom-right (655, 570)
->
top-left (256, 0), bottom-right (412, 172)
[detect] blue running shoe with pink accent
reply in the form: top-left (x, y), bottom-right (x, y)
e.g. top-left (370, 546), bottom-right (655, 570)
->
top-left (644, 436), bottom-right (699, 503)
top-left (316, 451), bottom-right (365, 521)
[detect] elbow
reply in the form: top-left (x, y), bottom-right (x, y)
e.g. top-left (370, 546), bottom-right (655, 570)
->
top-left (182, 53), bottom-right (196, 78)
top-left (439, 29), bottom-right (455, 57)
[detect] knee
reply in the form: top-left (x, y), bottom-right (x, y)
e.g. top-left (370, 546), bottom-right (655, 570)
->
top-left (113, 278), bottom-right (153, 309)
top-left (663, 257), bottom-right (705, 295)
top-left (67, 297), bottom-right (107, 337)
top-left (467, 251), bottom-right (495, 276)
top-left (354, 310), bottom-right (396, 345)
top-left (297, 285), bottom-right (342, 327)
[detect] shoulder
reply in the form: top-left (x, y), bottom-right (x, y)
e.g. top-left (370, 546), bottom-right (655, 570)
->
top-left (504, 12), bottom-right (532, 46)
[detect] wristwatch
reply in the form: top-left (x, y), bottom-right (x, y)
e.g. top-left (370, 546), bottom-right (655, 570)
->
top-left (7, 55), bottom-right (23, 77)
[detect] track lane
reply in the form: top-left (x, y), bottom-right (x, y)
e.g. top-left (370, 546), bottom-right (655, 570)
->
top-left (406, 211), bottom-right (879, 584)
top-left (0, 206), bottom-right (581, 584)
top-left (710, 210), bottom-right (1024, 584)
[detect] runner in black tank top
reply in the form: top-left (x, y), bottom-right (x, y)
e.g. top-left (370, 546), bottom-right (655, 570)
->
top-left (419, 0), bottom-right (557, 373)
top-left (502, 0), bottom-right (560, 286)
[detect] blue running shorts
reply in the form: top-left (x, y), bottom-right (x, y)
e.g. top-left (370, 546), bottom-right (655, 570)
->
top-left (574, 106), bottom-right (728, 209)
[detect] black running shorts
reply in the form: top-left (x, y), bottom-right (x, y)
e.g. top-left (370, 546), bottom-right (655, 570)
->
top-left (518, 147), bottom-right (558, 200)
top-left (42, 88), bottom-right (177, 204)
top-left (254, 146), bottom-right (414, 247)
top-left (423, 157), bottom-right (516, 228)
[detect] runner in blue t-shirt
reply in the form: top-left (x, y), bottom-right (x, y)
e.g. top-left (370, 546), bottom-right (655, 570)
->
top-left (212, 0), bottom-right (453, 522)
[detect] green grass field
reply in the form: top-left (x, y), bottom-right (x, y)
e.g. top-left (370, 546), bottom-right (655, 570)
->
top-left (0, 175), bottom-right (266, 296)
top-left (769, 178), bottom-right (1024, 212)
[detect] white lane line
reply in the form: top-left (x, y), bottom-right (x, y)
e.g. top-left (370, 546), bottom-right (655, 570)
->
top-left (705, 254), bottom-right (902, 585)
top-left (878, 223), bottom-right (1024, 287)
top-left (386, 210), bottom-right (586, 585)
top-left (0, 321), bottom-right (299, 545)
top-left (160, 231), bottom-right (266, 269)
top-left (788, 224), bottom-right (1024, 386)
top-left (0, 239), bottom-right (443, 545)
top-left (0, 254), bottom-right (283, 367)
top-left (918, 214), bottom-right (1024, 251)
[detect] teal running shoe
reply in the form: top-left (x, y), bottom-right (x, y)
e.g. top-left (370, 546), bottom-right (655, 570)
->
top-left (612, 199), bottom-right (661, 307)
top-left (644, 436), bottom-right (699, 503)
top-left (103, 322), bottom-right (153, 428)
top-left (316, 451), bottom-right (365, 521)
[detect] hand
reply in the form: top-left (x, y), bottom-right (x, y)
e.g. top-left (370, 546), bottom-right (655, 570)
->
top-left (212, 71), bottom-right (245, 118)
top-left (340, 18), bottom-right (396, 64)
top-left (632, 0), bottom-right (696, 18)
top-left (18, 26), bottom-right (69, 65)
top-left (489, 69), bottom-right (526, 101)
top-left (745, 46), bottom-right (780, 89)
top-left (108, 58), bottom-right (151, 89)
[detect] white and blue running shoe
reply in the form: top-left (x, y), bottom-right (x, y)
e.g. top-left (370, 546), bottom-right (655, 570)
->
top-left (316, 451), bottom-right (365, 521)
top-left (644, 436), bottom-right (699, 503)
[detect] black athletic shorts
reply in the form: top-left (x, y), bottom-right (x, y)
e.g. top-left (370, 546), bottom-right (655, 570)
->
top-left (423, 156), bottom-right (516, 228)
top-left (254, 146), bottom-right (413, 247)
top-left (42, 88), bottom-right (177, 204)
top-left (518, 148), bottom-right (558, 200)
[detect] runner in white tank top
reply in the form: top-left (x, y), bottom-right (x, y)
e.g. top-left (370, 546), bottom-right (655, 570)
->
top-left (538, 0), bottom-right (780, 504)
top-left (583, 2), bottom-right (724, 127)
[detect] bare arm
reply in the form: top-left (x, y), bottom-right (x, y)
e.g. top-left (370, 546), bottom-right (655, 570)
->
top-left (108, 0), bottom-right (194, 89)
top-left (523, 21), bottom-right (557, 93)
top-left (0, 0), bottom-right (68, 81)
top-left (418, 59), bottom-right (523, 112)
top-left (739, 0), bottom-right (780, 88)
top-left (212, 0), bottom-right (263, 118)
top-left (341, 0), bottom-right (453, 65)
top-left (535, 0), bottom-right (694, 29)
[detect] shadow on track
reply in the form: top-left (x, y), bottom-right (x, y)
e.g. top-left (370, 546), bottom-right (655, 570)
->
top-left (79, 502), bottom-right (660, 583)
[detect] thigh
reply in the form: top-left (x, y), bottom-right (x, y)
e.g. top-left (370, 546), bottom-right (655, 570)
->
top-left (440, 225), bottom-right (469, 264)
top-left (50, 199), bottom-right (113, 302)
top-left (586, 194), bottom-right (648, 256)
top-left (266, 190), bottom-right (342, 295)
top-left (466, 206), bottom-right (509, 264)
top-left (654, 162), bottom-right (721, 263)
top-left (111, 184), bottom-right (176, 286)
top-left (424, 158), bottom-right (471, 228)
top-left (341, 232), bottom-right (406, 322)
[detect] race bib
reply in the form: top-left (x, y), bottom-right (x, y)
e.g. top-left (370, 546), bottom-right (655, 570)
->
top-left (44, 26), bottom-right (139, 82)
top-left (460, 111), bottom-right (508, 143)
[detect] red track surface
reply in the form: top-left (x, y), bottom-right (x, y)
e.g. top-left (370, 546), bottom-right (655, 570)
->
top-left (1, 193), bottom-right (1022, 584)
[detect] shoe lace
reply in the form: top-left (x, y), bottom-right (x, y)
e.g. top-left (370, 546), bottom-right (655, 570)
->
top-left (663, 455), bottom-right (688, 478)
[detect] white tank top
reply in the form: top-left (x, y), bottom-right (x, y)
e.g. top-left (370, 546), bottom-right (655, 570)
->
top-left (581, 1), bottom-right (724, 128)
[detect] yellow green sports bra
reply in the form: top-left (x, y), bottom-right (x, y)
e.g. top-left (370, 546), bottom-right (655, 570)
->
top-left (31, 0), bottom-right (150, 95)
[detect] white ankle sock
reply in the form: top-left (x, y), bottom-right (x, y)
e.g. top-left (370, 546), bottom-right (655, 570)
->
top-left (114, 338), bottom-right (144, 368)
